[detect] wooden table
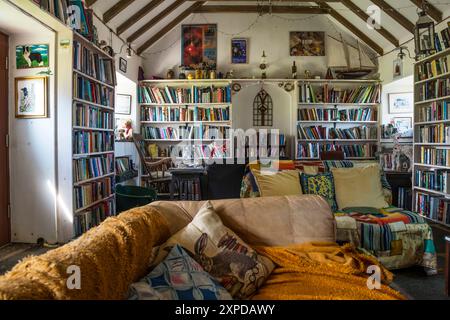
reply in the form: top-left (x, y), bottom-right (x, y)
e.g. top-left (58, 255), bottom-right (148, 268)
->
top-left (446, 236), bottom-right (450, 296)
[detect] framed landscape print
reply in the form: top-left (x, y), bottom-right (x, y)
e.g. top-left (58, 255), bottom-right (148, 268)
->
top-left (15, 76), bottom-right (48, 118)
top-left (16, 44), bottom-right (49, 69)
top-left (393, 117), bottom-right (412, 133)
top-left (290, 32), bottom-right (325, 56)
top-left (181, 24), bottom-right (217, 69)
top-left (116, 94), bottom-right (132, 115)
top-left (231, 38), bottom-right (248, 64)
top-left (389, 92), bottom-right (413, 114)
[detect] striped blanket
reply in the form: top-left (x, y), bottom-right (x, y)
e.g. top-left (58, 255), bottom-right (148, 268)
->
top-left (335, 207), bottom-right (437, 274)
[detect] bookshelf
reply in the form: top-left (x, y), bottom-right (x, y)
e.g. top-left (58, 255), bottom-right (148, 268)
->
top-left (138, 80), bottom-right (233, 162)
top-left (413, 46), bottom-right (450, 227)
top-left (295, 80), bottom-right (381, 161)
top-left (71, 33), bottom-right (117, 237)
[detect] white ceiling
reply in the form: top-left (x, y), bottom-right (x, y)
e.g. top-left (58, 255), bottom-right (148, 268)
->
top-left (90, 0), bottom-right (450, 55)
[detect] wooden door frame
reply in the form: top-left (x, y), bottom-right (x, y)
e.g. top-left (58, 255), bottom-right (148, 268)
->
top-left (0, 30), bottom-right (11, 246)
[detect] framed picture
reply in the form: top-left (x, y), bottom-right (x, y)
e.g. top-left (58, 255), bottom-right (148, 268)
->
top-left (119, 57), bottom-right (127, 73)
top-left (16, 44), bottom-right (49, 69)
top-left (231, 38), bottom-right (248, 64)
top-left (116, 94), bottom-right (132, 115)
top-left (393, 117), bottom-right (412, 134)
top-left (389, 92), bottom-right (413, 114)
top-left (290, 32), bottom-right (325, 56)
top-left (393, 58), bottom-right (403, 79)
top-left (15, 76), bottom-right (48, 118)
top-left (181, 24), bottom-right (217, 70)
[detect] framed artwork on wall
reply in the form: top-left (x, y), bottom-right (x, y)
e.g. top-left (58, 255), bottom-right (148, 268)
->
top-left (16, 44), bottom-right (49, 69)
top-left (388, 92), bottom-right (413, 114)
top-left (15, 76), bottom-right (48, 119)
top-left (231, 38), bottom-right (248, 64)
top-left (181, 24), bottom-right (217, 70)
top-left (116, 94), bottom-right (132, 115)
top-left (289, 32), bottom-right (325, 56)
top-left (119, 57), bottom-right (127, 73)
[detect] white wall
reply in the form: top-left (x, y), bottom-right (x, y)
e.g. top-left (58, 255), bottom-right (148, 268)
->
top-left (381, 75), bottom-right (414, 126)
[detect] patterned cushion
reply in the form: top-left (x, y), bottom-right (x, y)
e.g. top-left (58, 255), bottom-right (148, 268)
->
top-left (156, 201), bottom-right (275, 299)
top-left (323, 160), bottom-right (354, 172)
top-left (300, 172), bottom-right (338, 212)
top-left (128, 245), bottom-right (232, 300)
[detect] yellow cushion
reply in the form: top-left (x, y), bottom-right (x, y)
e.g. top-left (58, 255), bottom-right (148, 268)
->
top-left (252, 169), bottom-right (303, 197)
top-left (331, 164), bottom-right (388, 210)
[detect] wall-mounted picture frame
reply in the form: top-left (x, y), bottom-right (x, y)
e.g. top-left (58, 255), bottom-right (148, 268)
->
top-left (231, 38), bottom-right (248, 64)
top-left (289, 32), bottom-right (325, 56)
top-left (388, 92), bottom-right (413, 114)
top-left (116, 94), bottom-right (132, 115)
top-left (15, 76), bottom-right (48, 119)
top-left (119, 57), bottom-right (127, 73)
top-left (393, 117), bottom-right (413, 138)
top-left (16, 44), bottom-right (49, 69)
top-left (181, 24), bottom-right (217, 70)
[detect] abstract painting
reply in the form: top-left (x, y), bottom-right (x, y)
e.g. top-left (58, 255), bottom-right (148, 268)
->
top-left (181, 24), bottom-right (217, 69)
top-left (290, 32), bottom-right (325, 56)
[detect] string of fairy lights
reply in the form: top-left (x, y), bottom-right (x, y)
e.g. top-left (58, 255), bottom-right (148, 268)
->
top-left (141, 1), bottom-right (450, 57)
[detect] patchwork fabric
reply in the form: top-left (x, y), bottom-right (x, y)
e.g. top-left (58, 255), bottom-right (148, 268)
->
top-left (128, 245), bottom-right (232, 300)
top-left (156, 202), bottom-right (275, 299)
top-left (300, 173), bottom-right (337, 212)
top-left (323, 160), bottom-right (354, 172)
top-left (334, 207), bottom-right (437, 273)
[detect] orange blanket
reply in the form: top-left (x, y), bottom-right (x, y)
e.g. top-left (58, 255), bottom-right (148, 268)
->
top-left (252, 242), bottom-right (405, 300)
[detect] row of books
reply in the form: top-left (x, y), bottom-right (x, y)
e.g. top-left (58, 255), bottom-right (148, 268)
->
top-left (74, 74), bottom-right (115, 107)
top-left (417, 78), bottom-right (450, 102)
top-left (424, 24), bottom-right (450, 57)
top-left (298, 107), bottom-right (376, 122)
top-left (415, 192), bottom-right (450, 225)
top-left (418, 100), bottom-right (450, 122)
top-left (73, 103), bottom-right (113, 129)
top-left (298, 84), bottom-right (381, 104)
top-left (142, 126), bottom-right (230, 141)
top-left (178, 178), bottom-right (202, 201)
top-left (74, 200), bottom-right (115, 237)
top-left (138, 85), bottom-right (232, 104)
top-left (33, 0), bottom-right (94, 40)
top-left (297, 143), bottom-right (376, 159)
top-left (418, 147), bottom-right (450, 167)
top-left (417, 55), bottom-right (450, 81)
top-left (417, 124), bottom-right (450, 143)
top-left (73, 131), bottom-right (114, 155)
top-left (397, 187), bottom-right (412, 211)
top-left (74, 177), bottom-right (114, 210)
top-left (297, 125), bottom-right (377, 140)
top-left (73, 41), bottom-right (115, 85)
top-left (115, 158), bottom-right (131, 175)
top-left (73, 154), bottom-right (114, 183)
top-left (415, 169), bottom-right (450, 193)
top-left (141, 106), bottom-right (230, 122)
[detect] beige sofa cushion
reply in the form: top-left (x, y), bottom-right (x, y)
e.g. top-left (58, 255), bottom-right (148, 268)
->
top-left (252, 169), bottom-right (303, 197)
top-left (150, 195), bottom-right (336, 247)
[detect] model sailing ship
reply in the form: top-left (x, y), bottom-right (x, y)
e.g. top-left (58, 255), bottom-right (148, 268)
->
top-left (327, 35), bottom-right (378, 79)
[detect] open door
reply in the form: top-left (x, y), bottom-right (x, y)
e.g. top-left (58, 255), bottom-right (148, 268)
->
top-left (0, 31), bottom-right (10, 246)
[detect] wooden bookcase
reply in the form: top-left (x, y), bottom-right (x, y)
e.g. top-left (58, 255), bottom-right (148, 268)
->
top-left (138, 79), bottom-right (233, 163)
top-left (295, 79), bottom-right (381, 161)
top-left (413, 47), bottom-right (450, 227)
top-left (71, 32), bottom-right (117, 237)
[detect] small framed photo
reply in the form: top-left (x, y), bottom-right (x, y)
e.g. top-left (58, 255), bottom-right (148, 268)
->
top-left (389, 92), bottom-right (413, 114)
top-left (119, 57), bottom-right (127, 73)
top-left (16, 44), bottom-right (49, 69)
top-left (231, 38), bottom-right (248, 64)
top-left (393, 117), bottom-right (413, 135)
top-left (15, 76), bottom-right (48, 118)
top-left (116, 94), bottom-right (132, 115)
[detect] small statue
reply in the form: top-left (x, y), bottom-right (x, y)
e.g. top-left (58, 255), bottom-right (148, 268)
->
top-left (292, 61), bottom-right (297, 79)
top-left (304, 70), bottom-right (311, 79)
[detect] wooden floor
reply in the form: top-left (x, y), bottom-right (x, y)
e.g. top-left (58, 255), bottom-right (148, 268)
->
top-left (0, 243), bottom-right (55, 275)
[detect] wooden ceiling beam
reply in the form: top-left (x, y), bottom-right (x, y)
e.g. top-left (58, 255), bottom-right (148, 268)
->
top-left (127, 0), bottom-right (186, 43)
top-left (409, 0), bottom-right (442, 22)
top-left (203, 0), bottom-right (341, 2)
top-left (195, 5), bottom-right (328, 14)
top-left (137, 2), bottom-right (205, 55)
top-left (370, 0), bottom-right (415, 33)
top-left (117, 0), bottom-right (164, 35)
top-left (103, 0), bottom-right (136, 23)
top-left (340, 0), bottom-right (399, 47)
top-left (316, 2), bottom-right (383, 55)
